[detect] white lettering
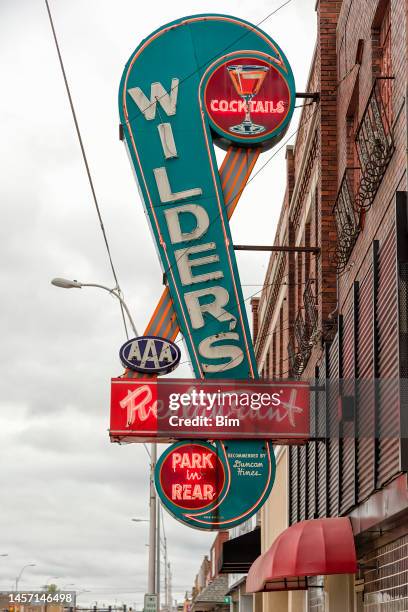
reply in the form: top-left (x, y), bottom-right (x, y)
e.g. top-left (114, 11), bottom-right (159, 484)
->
top-left (175, 242), bottom-right (223, 286)
top-left (128, 78), bottom-right (179, 121)
top-left (140, 339), bottom-right (160, 368)
top-left (158, 344), bottom-right (173, 363)
top-left (199, 332), bottom-right (244, 373)
top-left (184, 286), bottom-right (237, 330)
top-left (127, 341), bottom-right (142, 361)
top-left (153, 167), bottom-right (202, 203)
top-left (171, 484), bottom-right (215, 501)
top-left (119, 385), bottom-right (157, 426)
top-left (164, 204), bottom-right (209, 244)
top-left (157, 123), bottom-right (178, 159)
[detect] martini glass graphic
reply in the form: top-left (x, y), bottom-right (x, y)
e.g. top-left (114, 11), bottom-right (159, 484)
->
top-left (227, 64), bottom-right (270, 135)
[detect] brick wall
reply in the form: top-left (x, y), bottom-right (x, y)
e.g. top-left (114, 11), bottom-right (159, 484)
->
top-left (255, 0), bottom-right (408, 524)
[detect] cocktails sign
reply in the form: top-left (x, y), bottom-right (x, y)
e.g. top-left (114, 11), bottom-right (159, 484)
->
top-left (155, 440), bottom-right (275, 530)
top-left (204, 56), bottom-right (293, 141)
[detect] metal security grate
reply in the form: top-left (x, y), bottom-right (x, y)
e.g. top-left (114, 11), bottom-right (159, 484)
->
top-left (288, 335), bottom-right (306, 379)
top-left (333, 169), bottom-right (360, 273)
top-left (363, 535), bottom-right (408, 610)
top-left (304, 279), bottom-right (319, 338)
top-left (355, 78), bottom-right (394, 212)
top-left (399, 262), bottom-right (408, 378)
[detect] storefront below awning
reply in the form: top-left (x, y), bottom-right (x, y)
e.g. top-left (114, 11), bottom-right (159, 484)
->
top-left (218, 527), bottom-right (261, 574)
top-left (246, 517), bottom-right (357, 592)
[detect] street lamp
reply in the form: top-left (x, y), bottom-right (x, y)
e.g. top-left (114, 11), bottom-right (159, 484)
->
top-left (15, 564), bottom-right (36, 591)
top-left (51, 276), bottom-right (159, 605)
top-left (50, 278), bottom-right (138, 337)
top-left (43, 576), bottom-right (61, 590)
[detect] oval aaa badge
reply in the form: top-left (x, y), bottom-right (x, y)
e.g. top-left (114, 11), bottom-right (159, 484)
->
top-left (119, 335), bottom-right (181, 375)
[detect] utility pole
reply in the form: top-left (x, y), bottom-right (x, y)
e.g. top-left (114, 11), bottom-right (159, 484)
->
top-left (162, 533), bottom-right (170, 612)
top-left (167, 563), bottom-right (172, 612)
top-left (148, 445), bottom-right (157, 596)
top-left (156, 499), bottom-right (160, 612)
top-left (164, 547), bottom-right (168, 612)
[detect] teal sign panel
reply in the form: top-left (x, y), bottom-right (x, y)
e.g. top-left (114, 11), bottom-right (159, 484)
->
top-left (118, 15), bottom-right (295, 380)
top-left (154, 440), bottom-right (275, 530)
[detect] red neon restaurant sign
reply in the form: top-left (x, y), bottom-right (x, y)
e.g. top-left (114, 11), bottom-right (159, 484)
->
top-left (110, 379), bottom-right (310, 443)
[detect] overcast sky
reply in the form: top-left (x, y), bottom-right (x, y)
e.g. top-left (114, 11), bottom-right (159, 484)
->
top-left (0, 0), bottom-right (316, 608)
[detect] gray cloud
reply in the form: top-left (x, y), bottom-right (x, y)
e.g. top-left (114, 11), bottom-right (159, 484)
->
top-left (0, 0), bottom-right (316, 607)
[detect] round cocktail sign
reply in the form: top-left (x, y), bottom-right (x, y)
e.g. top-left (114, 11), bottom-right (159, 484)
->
top-left (203, 54), bottom-right (295, 147)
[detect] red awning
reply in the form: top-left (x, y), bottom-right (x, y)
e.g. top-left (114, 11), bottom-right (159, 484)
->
top-left (246, 517), bottom-right (357, 592)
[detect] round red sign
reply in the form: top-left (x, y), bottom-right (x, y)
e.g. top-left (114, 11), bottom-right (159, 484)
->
top-left (158, 442), bottom-right (225, 511)
top-left (204, 56), bottom-right (292, 143)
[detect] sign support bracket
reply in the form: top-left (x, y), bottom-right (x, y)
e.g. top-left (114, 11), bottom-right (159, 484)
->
top-left (233, 245), bottom-right (320, 254)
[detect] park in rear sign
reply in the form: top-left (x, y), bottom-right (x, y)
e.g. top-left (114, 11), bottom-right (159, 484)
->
top-left (119, 335), bottom-right (181, 374)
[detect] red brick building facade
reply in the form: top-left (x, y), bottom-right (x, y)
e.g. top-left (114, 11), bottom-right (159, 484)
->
top-left (255, 0), bottom-right (407, 608)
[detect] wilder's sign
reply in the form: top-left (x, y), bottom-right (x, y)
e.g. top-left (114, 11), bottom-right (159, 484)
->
top-left (116, 14), bottom-right (298, 530)
top-left (110, 379), bottom-right (310, 443)
top-left (155, 440), bottom-right (275, 529)
top-left (118, 14), bottom-right (295, 379)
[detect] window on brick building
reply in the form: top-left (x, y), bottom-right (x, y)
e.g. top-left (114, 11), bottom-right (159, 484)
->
top-left (346, 76), bottom-right (360, 199)
top-left (379, 0), bottom-right (392, 123)
top-left (272, 331), bottom-right (277, 378)
top-left (373, 0), bottom-right (393, 124)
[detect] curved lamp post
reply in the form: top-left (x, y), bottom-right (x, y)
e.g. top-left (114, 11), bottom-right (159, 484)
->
top-left (43, 576), bottom-right (61, 590)
top-left (15, 563), bottom-right (36, 591)
top-left (51, 278), bottom-right (138, 337)
top-left (51, 276), bottom-right (158, 601)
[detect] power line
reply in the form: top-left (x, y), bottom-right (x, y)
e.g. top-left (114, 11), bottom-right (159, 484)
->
top-left (162, 105), bottom-right (319, 284)
top-left (121, 0), bottom-right (296, 129)
top-left (162, 104), bottom-right (320, 355)
top-left (44, 0), bottom-right (129, 339)
top-left (172, 269), bottom-right (316, 350)
top-left (138, 101), bottom-right (310, 212)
